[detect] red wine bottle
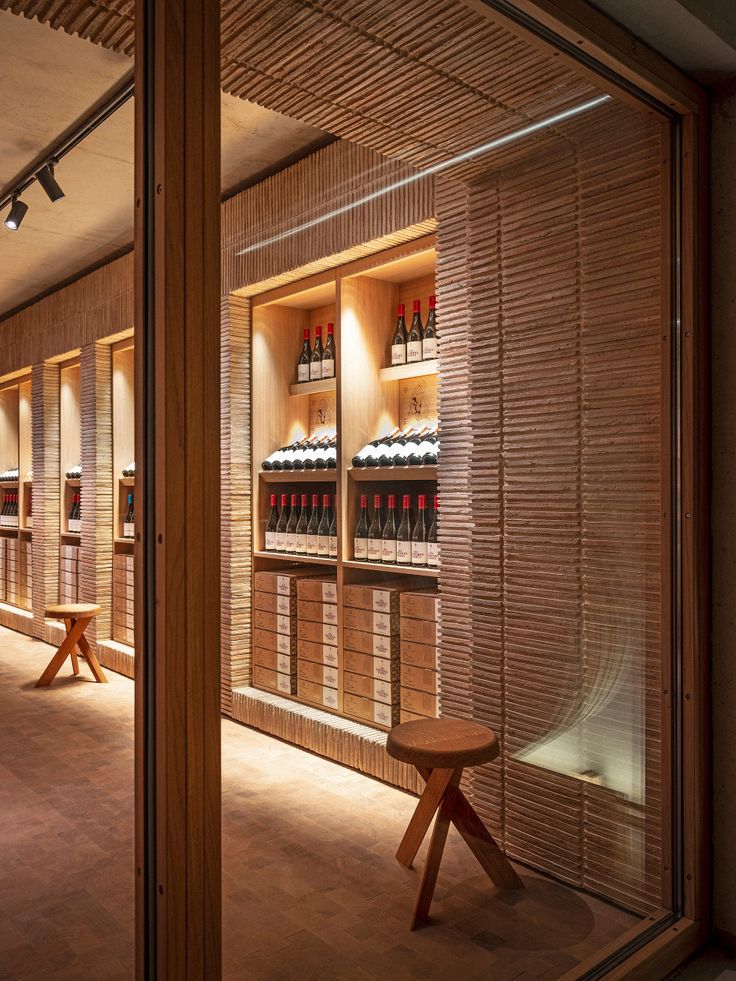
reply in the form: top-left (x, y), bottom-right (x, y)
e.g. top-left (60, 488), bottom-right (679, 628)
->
top-left (265, 494), bottom-right (279, 551)
top-left (328, 500), bottom-right (337, 558)
top-left (285, 492), bottom-right (299, 552)
top-left (317, 493), bottom-right (331, 557)
top-left (306, 492), bottom-right (320, 556)
top-left (310, 325), bottom-right (323, 381)
top-left (411, 494), bottom-right (427, 566)
top-left (407, 300), bottom-right (423, 364)
top-left (391, 304), bottom-right (407, 366)
top-left (123, 493), bottom-right (135, 539)
top-left (381, 494), bottom-right (397, 564)
top-left (423, 295), bottom-right (438, 360)
top-left (367, 493), bottom-right (383, 563)
top-left (354, 494), bottom-right (369, 561)
top-left (427, 494), bottom-right (439, 568)
top-left (322, 322), bottom-right (336, 379)
top-left (297, 327), bottom-right (311, 383)
top-left (295, 493), bottom-right (308, 554)
top-left (275, 492), bottom-right (289, 552)
top-left (396, 493), bottom-right (412, 565)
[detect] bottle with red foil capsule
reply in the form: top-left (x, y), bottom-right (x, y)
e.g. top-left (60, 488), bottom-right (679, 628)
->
top-left (391, 304), bottom-right (407, 366)
top-left (297, 326), bottom-right (311, 383)
top-left (407, 300), bottom-right (424, 364)
top-left (295, 493), bottom-right (308, 554)
top-left (285, 492), bottom-right (299, 552)
top-left (423, 295), bottom-right (438, 360)
top-left (310, 324), bottom-right (323, 380)
top-left (427, 494), bottom-right (439, 568)
top-left (265, 495), bottom-right (279, 550)
top-left (306, 492), bottom-right (320, 556)
top-left (275, 492), bottom-right (289, 552)
top-left (322, 322), bottom-right (336, 379)
top-left (381, 493), bottom-right (398, 564)
top-left (317, 493), bottom-right (331, 557)
top-left (367, 493), bottom-right (383, 562)
top-left (354, 493), bottom-right (369, 560)
top-left (396, 493), bottom-right (412, 564)
top-left (411, 494), bottom-right (428, 567)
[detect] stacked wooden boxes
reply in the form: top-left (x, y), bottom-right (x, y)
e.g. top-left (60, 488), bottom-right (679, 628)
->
top-left (252, 569), bottom-right (309, 697)
top-left (342, 581), bottom-right (402, 730)
top-left (18, 538), bottom-right (31, 610)
top-left (400, 590), bottom-right (440, 721)
top-left (59, 543), bottom-right (79, 604)
top-left (0, 538), bottom-right (5, 601)
top-left (4, 537), bottom-right (17, 605)
top-left (296, 576), bottom-right (339, 711)
top-left (113, 552), bottom-right (135, 645)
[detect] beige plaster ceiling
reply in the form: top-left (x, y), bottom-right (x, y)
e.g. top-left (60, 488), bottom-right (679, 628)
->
top-left (0, 9), bottom-right (329, 318)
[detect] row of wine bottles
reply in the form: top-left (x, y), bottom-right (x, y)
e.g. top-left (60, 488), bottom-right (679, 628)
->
top-left (65, 465), bottom-right (82, 480)
top-left (262, 435), bottom-right (337, 471)
top-left (123, 493), bottom-right (135, 539)
top-left (265, 492), bottom-right (337, 558)
top-left (351, 425), bottom-right (439, 469)
top-left (391, 296), bottom-right (438, 366)
top-left (121, 462), bottom-right (136, 478)
top-left (355, 493), bottom-right (439, 568)
top-left (296, 323), bottom-right (336, 383)
top-left (0, 492), bottom-right (20, 527)
top-left (0, 467), bottom-right (19, 483)
top-left (68, 492), bottom-right (82, 533)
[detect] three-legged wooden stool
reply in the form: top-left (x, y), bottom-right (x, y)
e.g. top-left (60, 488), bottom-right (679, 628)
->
top-left (387, 717), bottom-right (522, 928)
top-left (35, 604), bottom-right (107, 688)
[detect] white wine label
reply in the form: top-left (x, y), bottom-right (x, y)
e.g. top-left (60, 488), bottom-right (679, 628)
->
top-left (391, 343), bottom-right (407, 366)
top-left (323, 687), bottom-right (339, 709)
top-left (297, 363), bottom-right (310, 383)
top-left (381, 539), bottom-right (397, 563)
top-left (328, 535), bottom-right (337, 558)
top-left (373, 634), bottom-right (392, 658)
top-left (123, 522), bottom-right (135, 539)
top-left (372, 611), bottom-right (392, 636)
top-left (323, 645), bottom-right (339, 667)
top-left (277, 673), bottom-right (292, 694)
top-left (310, 361), bottom-right (322, 381)
top-left (372, 590), bottom-right (390, 612)
top-left (374, 679), bottom-right (393, 704)
top-left (354, 538), bottom-right (368, 560)
top-left (322, 582), bottom-right (337, 603)
top-left (407, 341), bottom-right (422, 363)
top-left (374, 703), bottom-right (392, 726)
top-left (317, 535), bottom-right (329, 556)
top-left (294, 533), bottom-right (306, 553)
top-left (411, 541), bottom-right (428, 566)
top-left (274, 531), bottom-right (286, 551)
top-left (321, 359), bottom-right (334, 379)
top-left (367, 538), bottom-right (382, 562)
top-left (276, 575), bottom-right (290, 596)
top-left (396, 540), bottom-right (412, 565)
top-left (276, 615), bottom-right (291, 636)
top-left (374, 657), bottom-right (391, 679)
top-left (276, 595), bottom-right (291, 616)
top-left (323, 666), bottom-right (338, 688)
top-left (323, 623), bottom-right (338, 645)
top-left (422, 337), bottom-right (438, 360)
top-left (323, 604), bottom-right (338, 625)
top-left (427, 542), bottom-right (439, 567)
top-left (276, 653), bottom-right (291, 674)
top-left (306, 535), bottom-right (318, 555)
top-left (285, 533), bottom-right (296, 553)
top-left (276, 633), bottom-right (290, 655)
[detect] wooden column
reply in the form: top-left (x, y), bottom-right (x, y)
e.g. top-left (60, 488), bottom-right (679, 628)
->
top-left (134, 0), bottom-right (221, 977)
top-left (79, 342), bottom-right (114, 648)
top-left (30, 361), bottom-right (60, 642)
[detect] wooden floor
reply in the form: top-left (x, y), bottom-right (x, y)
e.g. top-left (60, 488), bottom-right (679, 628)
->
top-left (0, 627), bottom-right (638, 980)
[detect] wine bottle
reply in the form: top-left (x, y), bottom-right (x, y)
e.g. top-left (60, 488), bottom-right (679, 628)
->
top-left (306, 492), bottom-right (320, 556)
top-left (354, 494), bottom-right (369, 561)
top-left (407, 426), bottom-right (437, 466)
top-left (391, 303), bottom-right (408, 366)
top-left (295, 493), bottom-right (308, 554)
top-left (275, 493), bottom-right (289, 552)
top-left (310, 325), bottom-right (323, 381)
top-left (421, 433), bottom-right (439, 466)
top-left (317, 493), bottom-right (330, 557)
top-left (367, 494), bottom-right (383, 563)
top-left (265, 493), bottom-right (279, 551)
top-left (302, 436), bottom-right (320, 470)
top-left (322, 322), bottom-right (336, 379)
top-left (393, 426), bottom-right (431, 467)
top-left (262, 445), bottom-right (286, 472)
top-left (377, 424), bottom-right (414, 468)
top-left (396, 493), bottom-right (412, 565)
top-left (328, 500), bottom-right (337, 558)
top-left (423, 294), bottom-right (438, 360)
top-left (285, 493), bottom-right (299, 552)
top-left (314, 435), bottom-right (331, 470)
top-left (427, 495), bottom-right (439, 568)
top-left (1, 492), bottom-right (7, 527)
top-left (351, 427), bottom-right (400, 468)
top-left (297, 327), bottom-right (312, 383)
top-left (407, 300), bottom-right (424, 364)
top-left (381, 494), bottom-right (397, 564)
top-left (326, 435), bottom-right (337, 469)
top-left (292, 435), bottom-right (311, 471)
top-left (26, 490), bottom-right (32, 529)
top-left (411, 494), bottom-right (428, 567)
top-left (123, 493), bottom-right (135, 539)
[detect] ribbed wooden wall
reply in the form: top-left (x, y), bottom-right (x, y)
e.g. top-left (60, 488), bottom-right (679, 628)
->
top-left (79, 342), bottom-right (114, 649)
top-left (30, 362), bottom-right (60, 642)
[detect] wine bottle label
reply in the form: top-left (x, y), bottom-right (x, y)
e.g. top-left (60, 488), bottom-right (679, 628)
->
top-left (422, 337), bottom-right (438, 360)
top-left (317, 535), bottom-right (329, 556)
top-left (310, 361), bottom-right (321, 381)
top-left (396, 540), bottom-right (412, 564)
top-left (407, 341), bottom-right (422, 363)
top-left (277, 673), bottom-right (292, 694)
top-left (276, 595), bottom-right (291, 616)
top-left (427, 542), bottom-right (439, 567)
top-left (354, 538), bottom-right (368, 560)
top-left (328, 535), bottom-right (337, 558)
top-left (294, 532), bottom-right (306, 553)
top-left (275, 531), bottom-right (286, 551)
top-left (321, 359), bottom-right (334, 379)
top-left (297, 363), bottom-right (310, 383)
top-left (411, 541), bottom-right (428, 566)
top-left (374, 680), bottom-right (392, 704)
top-left (285, 532), bottom-right (296, 553)
top-left (306, 534), bottom-right (318, 555)
top-left (374, 703), bottom-right (392, 727)
top-left (367, 538), bottom-right (382, 562)
top-left (382, 539), bottom-right (397, 563)
top-left (391, 343), bottom-right (407, 366)
top-left (322, 582), bottom-right (337, 603)
top-left (123, 522), bottom-right (135, 539)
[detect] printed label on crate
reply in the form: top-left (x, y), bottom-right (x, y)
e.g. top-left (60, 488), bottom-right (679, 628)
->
top-left (391, 343), bottom-right (407, 366)
top-left (374, 702), bottom-right (393, 727)
top-left (323, 686), bottom-right (339, 709)
top-left (277, 614), bottom-right (291, 636)
top-left (321, 581), bottom-right (337, 603)
top-left (374, 656), bottom-right (392, 680)
top-left (276, 575), bottom-right (291, 596)
top-left (373, 633), bottom-right (393, 658)
top-left (277, 653), bottom-right (292, 674)
top-left (407, 341), bottom-right (422, 364)
top-left (323, 604), bottom-right (338, 626)
top-left (411, 542), bottom-right (428, 566)
top-left (427, 542), bottom-right (439, 567)
top-left (372, 590), bottom-right (392, 612)
top-left (323, 622), bottom-right (338, 646)
top-left (367, 538), bottom-right (381, 562)
top-left (373, 679), bottom-right (394, 705)
top-left (323, 645), bottom-right (339, 667)
top-left (323, 665), bottom-right (338, 688)
top-left (354, 538), bottom-right (368, 561)
top-left (422, 337), bottom-right (438, 360)
top-left (276, 594), bottom-right (291, 616)
top-left (276, 632), bottom-right (291, 655)
top-left (372, 611), bottom-right (393, 636)
top-left (298, 363), bottom-right (310, 383)
top-left (277, 673), bottom-right (292, 694)
top-left (396, 541), bottom-right (411, 565)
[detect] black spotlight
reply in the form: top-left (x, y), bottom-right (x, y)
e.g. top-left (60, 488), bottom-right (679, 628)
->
top-left (36, 162), bottom-right (64, 203)
top-left (4, 197), bottom-right (28, 231)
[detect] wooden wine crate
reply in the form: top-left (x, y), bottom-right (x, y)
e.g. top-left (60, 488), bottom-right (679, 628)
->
top-left (343, 581), bottom-right (407, 614)
top-left (343, 649), bottom-right (398, 682)
top-left (297, 678), bottom-right (339, 711)
top-left (297, 638), bottom-right (339, 667)
top-left (296, 599), bottom-right (338, 626)
top-left (343, 693), bottom-right (398, 731)
top-left (343, 627), bottom-right (399, 659)
top-left (253, 647), bottom-right (296, 676)
top-left (400, 664), bottom-right (438, 696)
top-left (399, 590), bottom-right (439, 621)
top-left (253, 664), bottom-right (296, 697)
top-left (343, 606), bottom-right (398, 637)
top-left (297, 658), bottom-right (338, 689)
top-left (296, 576), bottom-right (337, 604)
top-left (254, 626), bottom-right (297, 656)
top-left (254, 589), bottom-right (296, 616)
top-left (343, 671), bottom-right (397, 706)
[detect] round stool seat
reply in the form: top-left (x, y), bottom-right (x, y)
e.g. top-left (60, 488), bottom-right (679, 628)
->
top-left (45, 603), bottom-right (101, 620)
top-left (386, 718), bottom-right (500, 770)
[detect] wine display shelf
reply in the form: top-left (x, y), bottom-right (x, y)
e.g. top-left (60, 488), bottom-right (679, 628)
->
top-left (377, 359), bottom-right (437, 383)
top-left (288, 377), bottom-right (336, 398)
top-left (253, 551), bottom-right (337, 566)
top-left (348, 465), bottom-right (436, 482)
top-left (260, 470), bottom-right (337, 484)
top-left (342, 559), bottom-right (438, 578)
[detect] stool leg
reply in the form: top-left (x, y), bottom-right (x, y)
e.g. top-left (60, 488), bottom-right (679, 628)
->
top-left (35, 618), bottom-right (89, 687)
top-left (65, 619), bottom-right (80, 675)
top-left (76, 629), bottom-right (108, 684)
top-left (396, 767), bottom-right (457, 869)
top-left (410, 769), bottom-right (462, 929)
top-left (449, 787), bottom-right (523, 890)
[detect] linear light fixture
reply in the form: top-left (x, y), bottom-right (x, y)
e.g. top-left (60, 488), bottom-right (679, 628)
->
top-left (237, 94), bottom-right (612, 256)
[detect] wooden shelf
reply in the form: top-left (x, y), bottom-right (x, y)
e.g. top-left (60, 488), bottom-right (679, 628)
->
top-left (114, 537), bottom-right (135, 546)
top-left (65, 477), bottom-right (81, 487)
top-left (343, 559), bottom-right (438, 578)
top-left (260, 469), bottom-right (337, 483)
top-left (378, 359), bottom-right (437, 383)
top-left (0, 480), bottom-right (19, 488)
top-left (348, 465), bottom-right (437, 481)
top-left (0, 527), bottom-right (18, 537)
top-left (120, 476), bottom-right (135, 487)
top-left (254, 550), bottom-right (337, 566)
top-left (19, 527), bottom-right (31, 537)
top-left (288, 377), bottom-right (336, 397)
top-left (61, 531), bottom-right (81, 540)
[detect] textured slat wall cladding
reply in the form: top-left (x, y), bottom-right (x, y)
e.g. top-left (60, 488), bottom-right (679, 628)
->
top-left (30, 363), bottom-right (60, 642)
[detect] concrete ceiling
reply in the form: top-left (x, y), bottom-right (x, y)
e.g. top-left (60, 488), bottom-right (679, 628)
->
top-left (0, 9), bottom-right (329, 319)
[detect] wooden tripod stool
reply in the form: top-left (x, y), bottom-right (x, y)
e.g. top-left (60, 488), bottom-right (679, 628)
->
top-left (386, 718), bottom-right (522, 928)
top-left (35, 604), bottom-right (107, 687)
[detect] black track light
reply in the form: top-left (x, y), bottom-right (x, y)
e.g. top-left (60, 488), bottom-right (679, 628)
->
top-left (4, 197), bottom-right (28, 231)
top-left (35, 162), bottom-right (64, 203)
